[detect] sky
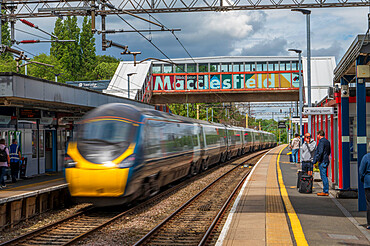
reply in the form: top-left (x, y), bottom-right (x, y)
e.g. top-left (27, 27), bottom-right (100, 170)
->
top-left (13, 7), bottom-right (370, 63)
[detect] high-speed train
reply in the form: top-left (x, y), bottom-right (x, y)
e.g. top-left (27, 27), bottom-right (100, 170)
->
top-left (65, 103), bottom-right (276, 206)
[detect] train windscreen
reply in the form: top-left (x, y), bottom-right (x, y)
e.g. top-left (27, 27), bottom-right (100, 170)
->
top-left (80, 120), bottom-right (133, 144)
top-left (77, 119), bottom-right (136, 163)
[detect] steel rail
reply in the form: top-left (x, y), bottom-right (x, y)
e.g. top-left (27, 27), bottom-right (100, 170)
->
top-left (132, 149), bottom-right (267, 246)
top-left (0, 205), bottom-right (94, 246)
top-left (198, 161), bottom-right (255, 246)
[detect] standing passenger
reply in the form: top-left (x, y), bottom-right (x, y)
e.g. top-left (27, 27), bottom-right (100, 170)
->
top-left (9, 139), bottom-right (21, 183)
top-left (313, 130), bottom-right (331, 196)
top-left (290, 133), bottom-right (300, 164)
top-left (359, 142), bottom-right (370, 229)
top-left (300, 133), bottom-right (316, 176)
top-left (0, 139), bottom-right (10, 189)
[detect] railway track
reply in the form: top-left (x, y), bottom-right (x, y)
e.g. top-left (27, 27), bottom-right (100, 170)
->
top-left (1, 150), bottom-right (267, 246)
top-left (133, 152), bottom-right (266, 246)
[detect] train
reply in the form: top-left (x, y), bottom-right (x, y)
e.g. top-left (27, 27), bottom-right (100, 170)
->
top-left (65, 103), bottom-right (277, 206)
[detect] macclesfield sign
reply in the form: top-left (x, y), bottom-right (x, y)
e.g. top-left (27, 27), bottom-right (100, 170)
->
top-left (152, 72), bottom-right (299, 92)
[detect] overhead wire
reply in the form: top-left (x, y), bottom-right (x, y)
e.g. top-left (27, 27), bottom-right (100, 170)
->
top-left (13, 44), bottom-right (36, 57)
top-left (108, 0), bottom-right (196, 65)
top-left (15, 28), bottom-right (49, 40)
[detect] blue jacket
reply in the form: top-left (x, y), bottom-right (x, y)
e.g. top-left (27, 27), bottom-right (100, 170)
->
top-left (313, 137), bottom-right (331, 164)
top-left (359, 153), bottom-right (370, 189)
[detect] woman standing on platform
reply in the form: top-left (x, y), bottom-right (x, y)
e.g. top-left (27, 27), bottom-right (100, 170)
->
top-left (359, 142), bottom-right (370, 230)
top-left (0, 139), bottom-right (10, 189)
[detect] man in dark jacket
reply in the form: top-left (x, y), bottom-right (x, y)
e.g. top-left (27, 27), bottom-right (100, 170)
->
top-left (313, 130), bottom-right (331, 196)
top-left (359, 143), bottom-right (370, 229)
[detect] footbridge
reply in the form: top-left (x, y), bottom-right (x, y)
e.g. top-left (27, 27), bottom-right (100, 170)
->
top-left (105, 56), bottom-right (335, 104)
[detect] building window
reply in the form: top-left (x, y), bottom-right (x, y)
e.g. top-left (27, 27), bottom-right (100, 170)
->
top-left (199, 63), bottom-right (208, 72)
top-left (163, 65), bottom-right (173, 73)
top-left (280, 62), bottom-right (288, 71)
top-left (187, 64), bottom-right (196, 73)
top-left (275, 63), bottom-right (280, 71)
top-left (286, 62), bottom-right (291, 70)
top-left (233, 63), bottom-right (243, 72)
top-left (257, 62), bottom-right (266, 71)
top-left (268, 63), bottom-right (274, 71)
top-left (210, 63), bottom-right (220, 72)
top-left (39, 130), bottom-right (44, 158)
top-left (221, 63), bottom-right (231, 72)
top-left (175, 64), bottom-right (185, 73)
top-left (292, 61), bottom-right (298, 70)
top-left (152, 65), bottom-right (162, 73)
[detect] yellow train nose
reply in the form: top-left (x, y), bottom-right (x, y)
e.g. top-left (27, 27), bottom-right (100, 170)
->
top-left (65, 168), bottom-right (130, 197)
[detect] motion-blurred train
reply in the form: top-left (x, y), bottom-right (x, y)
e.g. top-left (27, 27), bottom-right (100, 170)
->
top-left (65, 103), bottom-right (277, 206)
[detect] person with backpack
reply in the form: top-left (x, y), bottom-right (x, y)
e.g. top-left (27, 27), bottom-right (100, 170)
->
top-left (9, 139), bottom-right (21, 183)
top-left (300, 132), bottom-right (316, 176)
top-left (0, 139), bottom-right (10, 189)
top-left (313, 130), bottom-right (331, 196)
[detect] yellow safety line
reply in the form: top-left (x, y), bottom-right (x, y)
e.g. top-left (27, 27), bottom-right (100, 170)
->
top-left (277, 146), bottom-right (309, 246)
top-left (4, 178), bottom-right (65, 191)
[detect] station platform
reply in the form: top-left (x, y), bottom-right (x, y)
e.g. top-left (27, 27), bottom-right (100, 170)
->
top-left (217, 144), bottom-right (370, 246)
top-left (0, 172), bottom-right (68, 228)
top-left (0, 172), bottom-right (66, 203)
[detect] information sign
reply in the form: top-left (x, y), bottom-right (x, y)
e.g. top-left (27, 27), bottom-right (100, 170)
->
top-left (19, 109), bottom-right (41, 119)
top-left (291, 117), bottom-right (308, 124)
top-left (278, 121), bottom-right (286, 129)
top-left (303, 107), bottom-right (334, 115)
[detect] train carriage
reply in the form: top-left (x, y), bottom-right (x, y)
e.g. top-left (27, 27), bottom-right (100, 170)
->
top-left (65, 103), bottom-right (276, 206)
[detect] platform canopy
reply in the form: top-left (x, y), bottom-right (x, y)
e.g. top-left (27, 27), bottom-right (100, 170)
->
top-left (0, 73), bottom-right (153, 115)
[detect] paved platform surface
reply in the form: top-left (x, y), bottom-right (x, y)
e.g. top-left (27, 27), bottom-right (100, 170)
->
top-left (217, 144), bottom-right (370, 246)
top-left (0, 172), bottom-right (66, 201)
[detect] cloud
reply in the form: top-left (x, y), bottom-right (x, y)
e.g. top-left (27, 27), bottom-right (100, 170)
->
top-left (311, 40), bottom-right (343, 61)
top-left (237, 37), bottom-right (289, 56)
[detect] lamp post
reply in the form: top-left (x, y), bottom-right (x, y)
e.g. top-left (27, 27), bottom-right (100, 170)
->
top-left (288, 49), bottom-right (303, 143)
top-left (127, 72), bottom-right (136, 99)
top-left (292, 8), bottom-right (311, 134)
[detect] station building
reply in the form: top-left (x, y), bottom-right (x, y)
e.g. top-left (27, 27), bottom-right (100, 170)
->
top-left (0, 73), bottom-right (152, 177)
top-left (311, 35), bottom-right (370, 210)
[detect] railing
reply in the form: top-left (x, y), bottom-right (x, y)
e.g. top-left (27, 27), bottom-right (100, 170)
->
top-left (135, 72), bottom-right (153, 103)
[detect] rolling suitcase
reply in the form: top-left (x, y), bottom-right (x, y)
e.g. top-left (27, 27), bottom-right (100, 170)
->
top-left (299, 175), bottom-right (313, 193)
top-left (297, 170), bottom-right (304, 188)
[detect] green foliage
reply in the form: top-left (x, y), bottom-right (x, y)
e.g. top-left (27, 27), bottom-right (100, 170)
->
top-left (91, 62), bottom-right (119, 80)
top-left (96, 55), bottom-right (120, 64)
top-left (26, 53), bottom-right (70, 82)
top-left (1, 12), bottom-right (12, 60)
top-left (80, 17), bottom-right (96, 80)
top-left (0, 56), bottom-right (17, 72)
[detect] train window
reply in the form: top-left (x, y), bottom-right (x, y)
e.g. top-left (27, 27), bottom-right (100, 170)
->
top-left (80, 120), bottom-right (134, 147)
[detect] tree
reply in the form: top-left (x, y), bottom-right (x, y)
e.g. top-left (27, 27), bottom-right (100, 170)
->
top-left (1, 12), bottom-right (12, 59)
top-left (55, 16), bottom-right (81, 80)
top-left (91, 62), bottom-right (119, 80)
top-left (50, 18), bottom-right (64, 60)
top-left (80, 17), bottom-right (96, 80)
top-left (27, 53), bottom-right (71, 82)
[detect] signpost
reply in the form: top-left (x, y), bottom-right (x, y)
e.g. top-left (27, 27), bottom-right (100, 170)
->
top-left (303, 107), bottom-right (334, 115)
